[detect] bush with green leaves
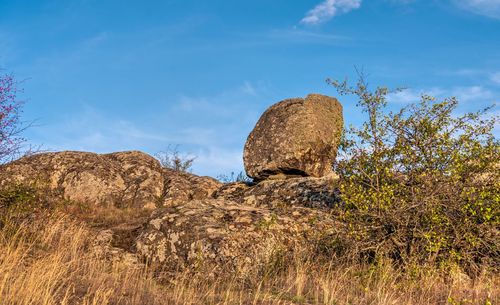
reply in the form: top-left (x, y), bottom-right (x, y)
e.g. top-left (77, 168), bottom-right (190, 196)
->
top-left (328, 76), bottom-right (499, 274)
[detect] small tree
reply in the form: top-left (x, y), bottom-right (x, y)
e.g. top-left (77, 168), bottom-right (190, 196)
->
top-left (155, 145), bottom-right (196, 173)
top-left (328, 75), bottom-right (499, 274)
top-left (0, 73), bottom-right (25, 164)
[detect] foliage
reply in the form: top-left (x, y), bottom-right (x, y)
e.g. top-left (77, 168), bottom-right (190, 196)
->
top-left (0, 72), bottom-right (25, 164)
top-left (0, 183), bottom-right (50, 234)
top-left (155, 145), bottom-right (196, 173)
top-left (328, 75), bottom-right (499, 274)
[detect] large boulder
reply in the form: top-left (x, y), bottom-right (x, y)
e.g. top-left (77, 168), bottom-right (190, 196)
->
top-left (135, 199), bottom-right (338, 277)
top-left (0, 151), bottom-right (221, 209)
top-left (243, 94), bottom-right (343, 181)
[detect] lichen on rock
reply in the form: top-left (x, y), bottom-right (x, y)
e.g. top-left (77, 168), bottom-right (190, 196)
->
top-left (135, 199), bottom-right (338, 277)
top-left (213, 175), bottom-right (340, 209)
top-left (243, 94), bottom-right (343, 181)
top-left (0, 150), bottom-right (221, 209)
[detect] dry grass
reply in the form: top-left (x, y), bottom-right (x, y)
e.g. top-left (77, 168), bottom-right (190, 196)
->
top-left (0, 213), bottom-right (163, 305)
top-left (0, 213), bottom-right (498, 305)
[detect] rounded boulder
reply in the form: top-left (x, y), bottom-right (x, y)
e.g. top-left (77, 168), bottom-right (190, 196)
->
top-left (243, 94), bottom-right (343, 180)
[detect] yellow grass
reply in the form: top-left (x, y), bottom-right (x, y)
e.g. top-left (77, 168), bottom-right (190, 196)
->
top-left (0, 213), bottom-right (498, 305)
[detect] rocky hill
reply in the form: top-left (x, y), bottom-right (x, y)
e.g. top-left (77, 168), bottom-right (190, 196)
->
top-left (0, 94), bottom-right (344, 276)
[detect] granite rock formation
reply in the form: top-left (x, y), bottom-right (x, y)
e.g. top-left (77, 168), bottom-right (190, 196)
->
top-left (0, 151), bottom-right (221, 209)
top-left (243, 94), bottom-right (343, 181)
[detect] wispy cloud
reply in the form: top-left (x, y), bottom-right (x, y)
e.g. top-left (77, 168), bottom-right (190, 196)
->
top-left (28, 104), bottom-right (171, 153)
top-left (388, 86), bottom-right (494, 104)
top-left (193, 147), bottom-right (244, 177)
top-left (172, 81), bottom-right (267, 118)
top-left (241, 81), bottom-right (257, 96)
top-left (387, 88), bottom-right (445, 104)
top-left (264, 28), bottom-right (351, 46)
top-left (453, 0), bottom-right (500, 19)
top-left (453, 85), bottom-right (494, 102)
top-left (389, 0), bottom-right (416, 4)
top-left (25, 81), bottom-right (272, 177)
top-left (389, 0), bottom-right (500, 19)
top-left (440, 69), bottom-right (500, 87)
top-left (26, 104), bottom-right (247, 177)
top-left (0, 30), bottom-right (16, 67)
top-left (300, 0), bottom-right (362, 25)
top-left (446, 68), bottom-right (487, 77)
top-left (491, 72), bottom-right (500, 85)
top-left (387, 85), bottom-right (498, 136)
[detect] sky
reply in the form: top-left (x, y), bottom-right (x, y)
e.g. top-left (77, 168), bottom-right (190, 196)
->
top-left (1, 0), bottom-right (499, 177)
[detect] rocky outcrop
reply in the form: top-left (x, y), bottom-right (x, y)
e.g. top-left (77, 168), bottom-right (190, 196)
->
top-left (243, 94), bottom-right (343, 181)
top-left (0, 93), bottom-right (346, 276)
top-left (0, 151), bottom-right (220, 209)
top-left (161, 168), bottom-right (222, 206)
top-left (93, 228), bottom-right (141, 266)
top-left (135, 199), bottom-right (338, 277)
top-left (213, 175), bottom-right (340, 209)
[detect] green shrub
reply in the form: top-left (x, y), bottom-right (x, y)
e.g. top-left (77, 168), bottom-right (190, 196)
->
top-left (0, 184), bottom-right (40, 214)
top-left (0, 183), bottom-right (48, 236)
top-left (328, 76), bottom-right (499, 274)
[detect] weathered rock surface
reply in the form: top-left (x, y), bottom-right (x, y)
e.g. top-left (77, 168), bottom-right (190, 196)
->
top-left (1, 148), bottom-right (343, 276)
top-left (213, 176), bottom-right (340, 209)
top-left (244, 94), bottom-right (343, 181)
top-left (93, 228), bottom-right (141, 267)
top-left (0, 151), bottom-right (221, 209)
top-left (135, 199), bottom-right (338, 276)
top-left (162, 168), bottom-right (222, 206)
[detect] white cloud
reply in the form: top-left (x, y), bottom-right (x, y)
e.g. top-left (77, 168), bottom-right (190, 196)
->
top-left (26, 81), bottom-right (270, 177)
top-left (454, 0), bottom-right (500, 19)
top-left (387, 88), bottom-right (445, 104)
top-left (452, 85), bottom-right (493, 102)
top-left (26, 105), bottom-right (247, 177)
top-left (241, 81), bottom-right (257, 96)
top-left (491, 72), bottom-right (500, 85)
top-left (29, 105), bottom-right (171, 153)
top-left (388, 86), bottom-right (494, 104)
top-left (172, 81), bottom-right (266, 118)
top-left (193, 147), bottom-right (244, 178)
top-left (441, 69), bottom-right (500, 87)
top-left (0, 30), bottom-right (17, 67)
top-left (265, 28), bottom-right (350, 46)
top-left (388, 0), bottom-right (500, 18)
top-left (390, 0), bottom-right (416, 4)
top-left (301, 0), bottom-right (362, 25)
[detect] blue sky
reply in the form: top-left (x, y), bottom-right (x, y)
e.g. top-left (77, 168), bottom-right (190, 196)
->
top-left (1, 0), bottom-right (499, 177)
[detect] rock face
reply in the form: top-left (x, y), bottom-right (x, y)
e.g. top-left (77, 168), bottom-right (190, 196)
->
top-left (135, 198), bottom-right (338, 276)
top-left (135, 174), bottom-right (341, 275)
top-left (0, 151), bottom-right (221, 209)
top-left (213, 176), bottom-right (340, 209)
top-left (244, 94), bottom-right (343, 181)
top-left (0, 114), bottom-right (344, 275)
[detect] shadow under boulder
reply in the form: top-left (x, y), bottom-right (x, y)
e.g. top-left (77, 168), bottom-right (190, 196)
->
top-left (213, 175), bottom-right (341, 209)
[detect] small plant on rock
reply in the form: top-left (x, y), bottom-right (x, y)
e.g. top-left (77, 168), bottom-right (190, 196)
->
top-left (217, 171), bottom-right (252, 183)
top-left (155, 145), bottom-right (196, 173)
